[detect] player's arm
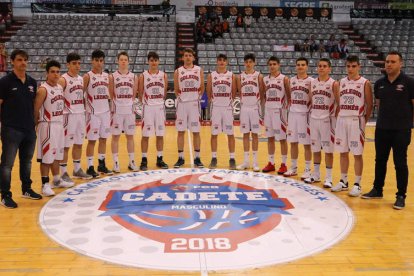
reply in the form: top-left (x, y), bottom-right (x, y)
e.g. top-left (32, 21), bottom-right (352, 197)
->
top-left (133, 74), bottom-right (139, 100)
top-left (236, 74), bottom-right (241, 98)
top-left (284, 76), bottom-right (291, 103)
top-left (83, 73), bottom-right (90, 93)
top-left (206, 73), bottom-right (212, 102)
top-left (333, 80), bottom-right (340, 117)
top-left (259, 73), bottom-right (265, 103)
top-left (138, 74), bottom-right (144, 103)
top-left (58, 76), bottom-right (66, 91)
top-left (231, 73), bottom-right (237, 100)
top-left (364, 80), bottom-right (373, 123)
top-left (108, 74), bottom-right (115, 100)
top-left (163, 72), bottom-right (168, 100)
top-left (199, 68), bottom-right (205, 97)
top-left (34, 86), bottom-right (47, 125)
top-left (174, 69), bottom-right (179, 97)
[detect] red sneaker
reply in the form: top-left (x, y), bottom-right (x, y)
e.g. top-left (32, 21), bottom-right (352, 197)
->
top-left (277, 163), bottom-right (288, 175)
top-left (262, 162), bottom-right (275, 173)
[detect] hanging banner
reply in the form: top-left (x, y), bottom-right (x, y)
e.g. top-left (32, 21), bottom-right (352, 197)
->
top-left (320, 1), bottom-right (353, 14)
top-left (280, 0), bottom-right (319, 8)
top-left (350, 8), bottom-right (414, 19)
top-left (354, 0), bottom-right (389, 9)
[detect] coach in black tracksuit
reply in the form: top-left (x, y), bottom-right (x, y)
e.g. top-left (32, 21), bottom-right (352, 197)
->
top-left (362, 51), bottom-right (414, 210)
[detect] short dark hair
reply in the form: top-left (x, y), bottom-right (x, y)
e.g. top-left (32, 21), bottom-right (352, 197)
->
top-left (183, 48), bottom-right (195, 56)
top-left (296, 57), bottom-right (308, 65)
top-left (387, 50), bottom-right (403, 61)
top-left (147, 51), bottom-right (159, 60)
top-left (10, 49), bottom-right (28, 61)
top-left (244, 53), bottom-right (256, 62)
top-left (346, 55), bottom-right (360, 65)
top-left (117, 51), bottom-right (129, 60)
top-left (91, 49), bottom-right (105, 59)
top-left (217, 53), bottom-right (227, 60)
top-left (66, 52), bottom-right (81, 63)
top-left (46, 60), bottom-right (61, 72)
top-left (319, 58), bottom-right (331, 67)
top-left (268, 56), bottom-right (280, 64)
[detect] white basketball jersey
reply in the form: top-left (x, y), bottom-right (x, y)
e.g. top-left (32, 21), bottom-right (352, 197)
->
top-left (143, 70), bottom-right (166, 106)
top-left (310, 77), bottom-right (336, 119)
top-left (38, 82), bottom-right (64, 123)
top-left (338, 76), bottom-right (367, 117)
top-left (62, 73), bottom-right (84, 114)
top-left (289, 75), bottom-right (313, 113)
top-left (177, 65), bottom-right (201, 102)
top-left (211, 70), bottom-right (233, 107)
top-left (112, 71), bottom-right (135, 114)
top-left (264, 73), bottom-right (287, 109)
top-left (240, 71), bottom-right (260, 106)
top-left (85, 71), bottom-right (110, 114)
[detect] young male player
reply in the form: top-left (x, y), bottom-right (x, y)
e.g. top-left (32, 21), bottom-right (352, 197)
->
top-left (34, 60), bottom-right (71, 197)
top-left (332, 55), bottom-right (373, 196)
top-left (206, 53), bottom-right (237, 169)
top-left (237, 53), bottom-right (264, 172)
top-left (261, 56), bottom-right (290, 174)
top-left (58, 53), bottom-right (92, 182)
top-left (138, 51), bottom-right (169, 171)
top-left (173, 48), bottom-right (204, 168)
top-left (285, 57), bottom-right (313, 178)
top-left (305, 58), bottom-right (338, 188)
top-left (109, 51), bottom-right (138, 173)
top-left (84, 49), bottom-right (112, 177)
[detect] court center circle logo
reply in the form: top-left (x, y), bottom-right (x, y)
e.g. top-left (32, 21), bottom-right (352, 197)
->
top-left (39, 169), bottom-right (354, 271)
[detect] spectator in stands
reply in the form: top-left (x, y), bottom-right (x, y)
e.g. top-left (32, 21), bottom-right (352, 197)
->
top-left (212, 19), bottom-right (222, 39)
top-left (235, 14), bottom-right (243, 28)
top-left (326, 35), bottom-right (337, 56)
top-left (309, 35), bottom-right (318, 52)
top-left (196, 18), bottom-right (207, 43)
top-left (222, 19), bottom-right (229, 33)
top-left (161, 0), bottom-right (170, 22)
top-left (0, 43), bottom-right (7, 72)
top-left (337, 39), bottom-right (349, 59)
top-left (318, 39), bottom-right (326, 53)
top-left (204, 20), bottom-right (213, 42)
top-left (302, 38), bottom-right (310, 52)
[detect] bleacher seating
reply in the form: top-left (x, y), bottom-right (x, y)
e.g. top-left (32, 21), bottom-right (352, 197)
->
top-left (4, 14), bottom-right (176, 81)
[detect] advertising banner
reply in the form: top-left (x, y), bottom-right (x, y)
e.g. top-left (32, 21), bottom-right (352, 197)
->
top-left (320, 1), bottom-right (353, 14)
top-left (280, 0), bottom-right (319, 8)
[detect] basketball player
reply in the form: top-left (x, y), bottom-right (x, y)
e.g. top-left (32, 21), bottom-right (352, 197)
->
top-left (174, 48), bottom-right (204, 168)
top-left (58, 53), bottom-right (92, 182)
top-left (109, 51), bottom-right (138, 173)
top-left (34, 60), bottom-right (71, 197)
top-left (237, 53), bottom-right (264, 172)
top-left (284, 57), bottom-right (313, 179)
top-left (261, 56), bottom-right (290, 174)
top-left (305, 58), bottom-right (338, 188)
top-left (138, 51), bottom-right (169, 171)
top-left (206, 53), bottom-right (237, 169)
top-left (84, 49), bottom-right (112, 177)
top-left (332, 55), bottom-right (373, 196)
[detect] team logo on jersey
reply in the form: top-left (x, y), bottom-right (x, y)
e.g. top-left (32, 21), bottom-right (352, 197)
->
top-left (69, 81), bottom-right (73, 85)
top-left (292, 81), bottom-right (296, 85)
top-left (342, 84), bottom-right (346, 88)
top-left (396, 84), bottom-right (404, 91)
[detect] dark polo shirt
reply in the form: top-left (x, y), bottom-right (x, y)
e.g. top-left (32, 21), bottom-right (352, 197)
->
top-left (374, 72), bottom-right (414, 130)
top-left (0, 72), bottom-right (37, 132)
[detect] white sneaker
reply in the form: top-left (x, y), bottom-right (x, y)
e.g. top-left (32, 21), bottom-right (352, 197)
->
top-left (284, 168), bottom-right (297, 177)
top-left (323, 180), bottom-right (333, 188)
top-left (53, 179), bottom-right (74, 188)
top-left (331, 180), bottom-right (349, 192)
top-left (113, 162), bottom-right (121, 173)
top-left (42, 183), bottom-right (55, 197)
top-left (301, 169), bottom-right (312, 180)
top-left (252, 163), bottom-right (260, 172)
top-left (304, 174), bottom-right (321, 184)
top-left (349, 184), bottom-right (361, 197)
top-left (128, 161), bottom-right (139, 172)
top-left (237, 163), bottom-right (249, 170)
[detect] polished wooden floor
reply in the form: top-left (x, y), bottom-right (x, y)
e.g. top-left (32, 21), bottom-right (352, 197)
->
top-left (1, 125), bottom-right (413, 275)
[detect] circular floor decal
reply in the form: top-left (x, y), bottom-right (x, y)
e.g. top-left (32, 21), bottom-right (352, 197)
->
top-left (39, 169), bottom-right (355, 271)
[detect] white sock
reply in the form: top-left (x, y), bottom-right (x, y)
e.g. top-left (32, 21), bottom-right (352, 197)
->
top-left (305, 160), bottom-right (311, 171)
top-left (291, 159), bottom-right (298, 169)
top-left (53, 175), bottom-right (60, 183)
top-left (281, 155), bottom-right (287, 164)
top-left (341, 173), bottom-right (348, 183)
top-left (142, 152), bottom-right (147, 158)
top-left (326, 167), bottom-right (332, 181)
top-left (87, 156), bottom-right (94, 167)
top-left (252, 151), bottom-right (258, 163)
top-left (268, 154), bottom-right (274, 164)
top-left (98, 153), bottom-right (105, 160)
top-left (212, 152), bottom-right (217, 158)
top-left (178, 151), bottom-right (184, 158)
top-left (194, 150), bottom-right (200, 158)
top-left (157, 151), bottom-right (163, 157)
top-left (229, 152), bottom-right (235, 159)
top-left (112, 153), bottom-right (119, 164)
top-left (128, 152), bottom-right (134, 163)
top-left (355, 175), bottom-right (361, 185)
top-left (59, 163), bottom-right (67, 174)
top-left (73, 160), bottom-right (81, 171)
top-left (314, 163), bottom-right (320, 176)
top-left (244, 152), bottom-right (249, 163)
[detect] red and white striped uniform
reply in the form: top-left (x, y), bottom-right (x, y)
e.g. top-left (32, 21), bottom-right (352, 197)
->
top-left (85, 71), bottom-right (110, 114)
top-left (338, 76), bottom-right (367, 117)
top-left (289, 76), bottom-right (313, 113)
top-left (240, 71), bottom-right (260, 107)
top-left (62, 73), bottom-right (84, 114)
top-left (177, 65), bottom-right (201, 102)
top-left (264, 73), bottom-right (287, 109)
top-left (211, 70), bottom-right (233, 107)
top-left (38, 82), bottom-right (64, 122)
top-left (310, 77), bottom-right (336, 119)
top-left (143, 70), bottom-right (166, 106)
top-left (112, 71), bottom-right (135, 114)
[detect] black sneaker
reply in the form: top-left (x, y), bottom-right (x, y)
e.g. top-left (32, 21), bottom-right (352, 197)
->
top-left (156, 157), bottom-right (168, 169)
top-left (393, 196), bottom-right (405, 210)
top-left (194, 157), bottom-right (204, 168)
top-left (361, 187), bottom-right (383, 199)
top-left (22, 189), bottom-right (42, 200)
top-left (140, 157), bottom-right (148, 171)
top-left (174, 157), bottom-right (185, 168)
top-left (86, 166), bottom-right (100, 178)
top-left (1, 194), bottom-right (18, 209)
top-left (98, 159), bottom-right (113, 175)
top-left (229, 158), bottom-right (236, 170)
top-left (209, 158), bottom-right (217, 169)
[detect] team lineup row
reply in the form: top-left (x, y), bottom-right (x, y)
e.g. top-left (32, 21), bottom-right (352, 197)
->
top-left (3, 48), bottom-right (375, 206)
